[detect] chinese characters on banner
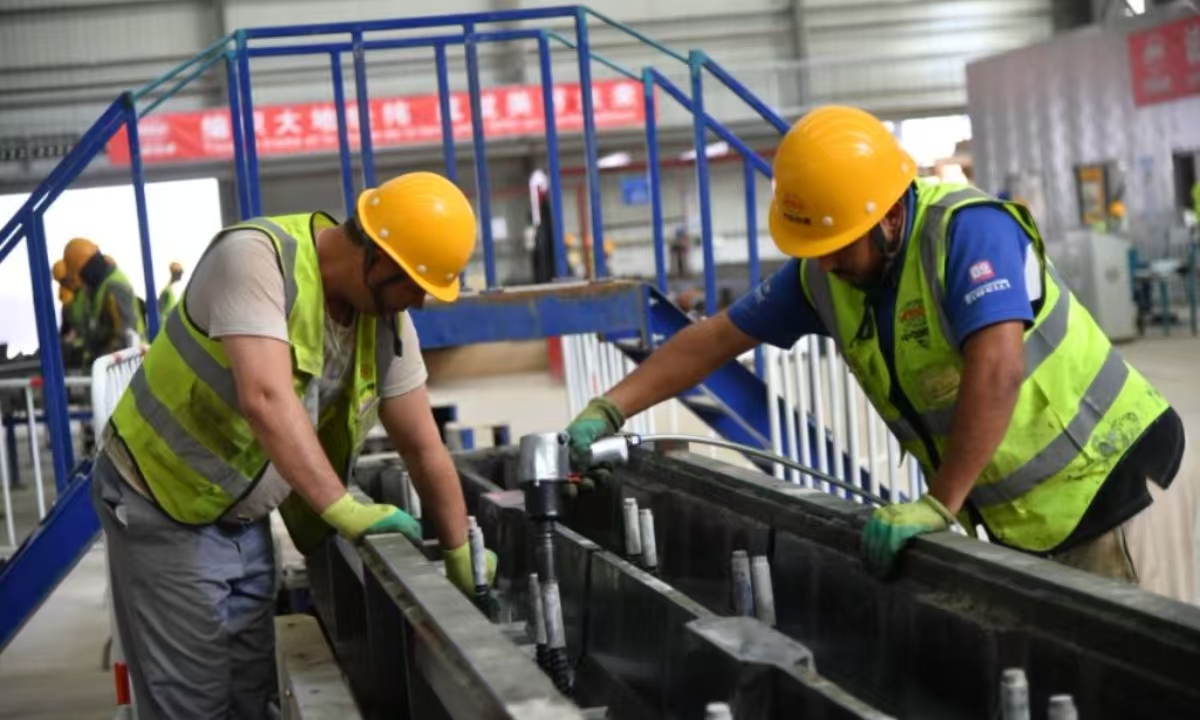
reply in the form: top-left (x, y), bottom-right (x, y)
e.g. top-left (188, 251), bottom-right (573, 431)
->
top-left (1127, 15), bottom-right (1200, 107)
top-left (107, 79), bottom-right (645, 165)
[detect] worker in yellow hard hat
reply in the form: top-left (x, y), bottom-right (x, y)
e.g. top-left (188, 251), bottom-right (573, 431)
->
top-left (53, 259), bottom-right (92, 368)
top-left (566, 105), bottom-right (1195, 605)
top-left (157, 261), bottom-right (184, 317)
top-left (92, 172), bottom-right (493, 716)
top-left (63, 238), bottom-right (145, 356)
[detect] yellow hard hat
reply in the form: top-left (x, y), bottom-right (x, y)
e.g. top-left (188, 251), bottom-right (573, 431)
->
top-left (52, 260), bottom-right (67, 284)
top-left (1109, 200), bottom-right (1126, 218)
top-left (356, 172), bottom-right (477, 303)
top-left (59, 286), bottom-right (74, 304)
top-left (768, 105), bottom-right (916, 259)
top-left (63, 237), bottom-right (99, 276)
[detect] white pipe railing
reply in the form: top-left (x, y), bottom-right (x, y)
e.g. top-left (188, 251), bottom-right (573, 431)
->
top-left (766, 335), bottom-right (924, 504)
top-left (562, 334), bottom-right (657, 438)
top-left (0, 413), bottom-right (14, 551)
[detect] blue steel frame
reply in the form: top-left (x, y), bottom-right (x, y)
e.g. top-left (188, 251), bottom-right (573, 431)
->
top-left (0, 6), bottom-right (863, 653)
top-left (0, 4), bottom-right (801, 495)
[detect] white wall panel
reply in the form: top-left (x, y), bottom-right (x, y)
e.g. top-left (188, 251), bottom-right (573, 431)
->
top-left (967, 8), bottom-right (1200, 248)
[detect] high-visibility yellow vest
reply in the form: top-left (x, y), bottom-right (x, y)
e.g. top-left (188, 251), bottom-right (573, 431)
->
top-left (63, 288), bottom-right (91, 336)
top-left (109, 212), bottom-right (400, 527)
top-left (801, 180), bottom-right (1170, 552)
top-left (157, 283), bottom-right (177, 318)
top-left (91, 268), bottom-right (146, 352)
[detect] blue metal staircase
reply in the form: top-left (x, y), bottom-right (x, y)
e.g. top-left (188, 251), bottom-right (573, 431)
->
top-left (0, 5), bottom-right (815, 655)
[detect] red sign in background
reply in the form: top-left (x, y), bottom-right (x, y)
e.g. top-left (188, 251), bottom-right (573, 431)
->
top-left (107, 79), bottom-right (645, 165)
top-left (1127, 14), bottom-right (1200, 107)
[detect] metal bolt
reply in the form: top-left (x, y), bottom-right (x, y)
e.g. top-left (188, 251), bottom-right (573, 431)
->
top-left (1047, 695), bottom-right (1077, 720)
top-left (623, 498), bottom-right (642, 557)
top-left (731, 550), bottom-right (753, 617)
top-left (638, 509), bottom-right (658, 570)
top-left (750, 556), bottom-right (776, 627)
top-left (705, 702), bottom-right (733, 720)
top-left (1000, 668), bottom-right (1030, 720)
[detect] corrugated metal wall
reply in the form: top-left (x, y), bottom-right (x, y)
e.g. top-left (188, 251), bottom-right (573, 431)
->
top-left (967, 7), bottom-right (1200, 248)
top-left (1, 0), bottom-right (1054, 137)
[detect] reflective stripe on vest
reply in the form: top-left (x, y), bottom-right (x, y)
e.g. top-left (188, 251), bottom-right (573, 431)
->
top-left (110, 214), bottom-right (327, 524)
top-left (124, 370), bottom-right (252, 500)
top-left (800, 180), bottom-right (1170, 550)
top-left (111, 212), bottom-right (400, 525)
top-left (969, 347), bottom-right (1129, 507)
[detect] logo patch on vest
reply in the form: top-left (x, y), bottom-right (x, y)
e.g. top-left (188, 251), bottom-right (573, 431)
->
top-left (968, 260), bottom-right (995, 283)
top-left (898, 299), bottom-right (931, 348)
top-left (921, 367), bottom-right (961, 404)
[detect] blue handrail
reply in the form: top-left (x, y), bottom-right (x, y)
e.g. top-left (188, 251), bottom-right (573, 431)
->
top-left (0, 2), bottom-right (795, 512)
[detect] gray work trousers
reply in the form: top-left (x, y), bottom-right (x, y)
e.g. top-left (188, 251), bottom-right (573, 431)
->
top-left (92, 453), bottom-right (278, 719)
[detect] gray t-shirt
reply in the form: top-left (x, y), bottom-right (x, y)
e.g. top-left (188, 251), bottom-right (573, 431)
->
top-left (104, 227), bottom-right (428, 521)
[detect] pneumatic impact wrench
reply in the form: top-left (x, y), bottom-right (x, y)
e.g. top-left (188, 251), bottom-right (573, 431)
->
top-left (517, 432), bottom-right (574, 695)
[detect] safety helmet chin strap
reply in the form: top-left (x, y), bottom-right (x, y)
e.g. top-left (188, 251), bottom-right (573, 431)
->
top-left (347, 217), bottom-right (406, 355)
top-left (871, 223), bottom-right (902, 276)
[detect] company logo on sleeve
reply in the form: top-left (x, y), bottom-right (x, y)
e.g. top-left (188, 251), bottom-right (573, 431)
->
top-left (968, 260), bottom-right (995, 283)
top-left (964, 279), bottom-right (1011, 305)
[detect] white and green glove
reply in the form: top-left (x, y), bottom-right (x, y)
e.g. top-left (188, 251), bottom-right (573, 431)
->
top-left (860, 495), bottom-right (957, 577)
top-left (320, 493), bottom-right (422, 543)
top-left (443, 541), bottom-right (498, 597)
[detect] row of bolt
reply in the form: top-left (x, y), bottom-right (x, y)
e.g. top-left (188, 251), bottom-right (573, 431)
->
top-left (621, 496), bottom-right (777, 629)
top-left (730, 550), bottom-right (775, 628)
top-left (1002, 668), bottom-right (1078, 720)
top-left (621, 497), bottom-right (659, 570)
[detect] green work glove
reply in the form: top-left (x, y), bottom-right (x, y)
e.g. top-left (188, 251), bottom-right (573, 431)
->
top-left (443, 541), bottom-right (498, 597)
top-left (565, 396), bottom-right (626, 469)
top-left (861, 495), bottom-right (957, 577)
top-left (320, 493), bottom-right (422, 543)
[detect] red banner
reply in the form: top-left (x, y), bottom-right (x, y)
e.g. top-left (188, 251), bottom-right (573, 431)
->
top-left (1127, 15), bottom-right (1200, 107)
top-left (107, 79), bottom-right (644, 165)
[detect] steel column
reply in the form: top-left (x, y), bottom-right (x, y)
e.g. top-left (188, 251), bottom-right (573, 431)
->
top-left (643, 70), bottom-right (667, 293)
top-left (329, 51), bottom-right (357, 218)
top-left (25, 214), bottom-right (73, 489)
top-left (435, 43), bottom-right (458, 184)
top-left (744, 159), bottom-right (763, 378)
top-left (125, 93), bottom-right (160, 340)
top-left (537, 32), bottom-right (568, 279)
top-left (463, 24), bottom-right (497, 288)
top-left (574, 9), bottom-right (607, 278)
top-left (351, 30), bottom-right (377, 190)
top-left (224, 51), bottom-right (251, 220)
top-left (689, 51), bottom-right (716, 316)
top-left (235, 32), bottom-right (262, 216)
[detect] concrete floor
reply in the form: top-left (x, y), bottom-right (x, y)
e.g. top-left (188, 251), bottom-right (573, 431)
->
top-left (2, 335), bottom-right (1200, 717)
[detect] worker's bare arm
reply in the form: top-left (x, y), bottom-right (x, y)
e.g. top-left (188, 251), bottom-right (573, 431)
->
top-left (929, 321), bottom-right (1025, 513)
top-left (223, 333), bottom-right (346, 512)
top-left (379, 386), bottom-right (468, 550)
top-left (605, 311), bottom-right (760, 418)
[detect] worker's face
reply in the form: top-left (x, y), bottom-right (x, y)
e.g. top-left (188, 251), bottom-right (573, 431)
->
top-left (816, 200), bottom-right (905, 291)
top-left (362, 251), bottom-right (427, 315)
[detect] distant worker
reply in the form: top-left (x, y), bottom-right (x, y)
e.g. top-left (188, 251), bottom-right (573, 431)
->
top-left (1108, 200), bottom-right (1128, 234)
top-left (93, 172), bottom-right (495, 718)
top-left (53, 259), bottom-right (90, 369)
top-left (63, 238), bottom-right (145, 356)
top-left (566, 105), bottom-right (1195, 604)
top-left (157, 261), bottom-right (184, 317)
